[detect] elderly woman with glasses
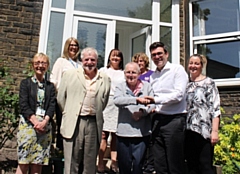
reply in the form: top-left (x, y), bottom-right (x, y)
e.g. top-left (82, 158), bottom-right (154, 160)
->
top-left (16, 53), bottom-right (55, 174)
top-left (114, 62), bottom-right (155, 174)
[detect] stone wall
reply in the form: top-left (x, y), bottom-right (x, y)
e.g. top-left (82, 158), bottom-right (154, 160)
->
top-left (0, 0), bottom-right (43, 172)
top-left (0, 0), bottom-right (43, 87)
top-left (219, 87), bottom-right (240, 117)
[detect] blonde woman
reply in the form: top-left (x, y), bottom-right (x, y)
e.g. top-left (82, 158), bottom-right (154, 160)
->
top-left (50, 37), bottom-right (81, 90)
top-left (16, 53), bottom-right (55, 174)
top-left (185, 54), bottom-right (220, 174)
top-left (50, 37), bottom-right (81, 150)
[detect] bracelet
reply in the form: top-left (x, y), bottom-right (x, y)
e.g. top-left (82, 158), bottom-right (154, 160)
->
top-left (212, 130), bottom-right (218, 132)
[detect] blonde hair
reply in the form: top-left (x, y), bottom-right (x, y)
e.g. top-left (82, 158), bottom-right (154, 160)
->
top-left (189, 54), bottom-right (207, 75)
top-left (132, 52), bottom-right (150, 69)
top-left (189, 54), bottom-right (207, 67)
top-left (32, 52), bottom-right (50, 67)
top-left (62, 37), bottom-right (80, 59)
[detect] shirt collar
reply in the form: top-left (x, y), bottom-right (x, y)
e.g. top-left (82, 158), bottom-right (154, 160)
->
top-left (155, 61), bottom-right (171, 72)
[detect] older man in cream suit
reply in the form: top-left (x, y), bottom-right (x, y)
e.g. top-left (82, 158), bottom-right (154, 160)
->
top-left (57, 47), bottom-right (111, 174)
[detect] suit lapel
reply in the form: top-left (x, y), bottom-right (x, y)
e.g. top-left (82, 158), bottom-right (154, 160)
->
top-left (95, 74), bottom-right (103, 96)
top-left (76, 68), bottom-right (86, 90)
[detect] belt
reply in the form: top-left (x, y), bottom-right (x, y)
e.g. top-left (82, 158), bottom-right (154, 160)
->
top-left (154, 113), bottom-right (186, 119)
top-left (79, 115), bottom-right (96, 119)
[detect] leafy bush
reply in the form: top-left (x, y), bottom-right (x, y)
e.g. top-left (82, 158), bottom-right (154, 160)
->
top-left (0, 66), bottom-right (19, 149)
top-left (214, 113), bottom-right (240, 174)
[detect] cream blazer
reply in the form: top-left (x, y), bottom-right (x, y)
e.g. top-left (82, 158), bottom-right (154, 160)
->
top-left (57, 67), bottom-right (111, 143)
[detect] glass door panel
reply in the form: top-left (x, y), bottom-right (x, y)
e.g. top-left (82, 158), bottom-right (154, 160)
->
top-left (130, 26), bottom-right (151, 63)
top-left (72, 17), bottom-right (115, 68)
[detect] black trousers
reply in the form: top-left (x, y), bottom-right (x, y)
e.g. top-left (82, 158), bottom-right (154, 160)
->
top-left (152, 114), bottom-right (186, 174)
top-left (55, 100), bottom-right (63, 150)
top-left (185, 130), bottom-right (214, 174)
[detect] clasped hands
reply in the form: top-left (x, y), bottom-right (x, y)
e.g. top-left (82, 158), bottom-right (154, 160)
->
top-left (133, 96), bottom-right (155, 121)
top-left (136, 96), bottom-right (155, 105)
top-left (29, 115), bottom-right (48, 134)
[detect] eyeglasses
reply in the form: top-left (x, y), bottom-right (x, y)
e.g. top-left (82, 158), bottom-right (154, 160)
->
top-left (151, 52), bottom-right (164, 57)
top-left (69, 44), bottom-right (78, 47)
top-left (33, 61), bottom-right (48, 66)
top-left (125, 71), bottom-right (138, 75)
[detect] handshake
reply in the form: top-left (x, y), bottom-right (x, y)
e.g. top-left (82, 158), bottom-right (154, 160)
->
top-left (136, 96), bottom-right (155, 105)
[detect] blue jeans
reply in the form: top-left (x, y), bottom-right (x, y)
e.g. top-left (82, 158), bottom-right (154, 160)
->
top-left (117, 136), bottom-right (150, 174)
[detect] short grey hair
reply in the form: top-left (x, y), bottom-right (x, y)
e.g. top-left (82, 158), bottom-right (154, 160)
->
top-left (81, 47), bottom-right (98, 59)
top-left (124, 62), bottom-right (141, 73)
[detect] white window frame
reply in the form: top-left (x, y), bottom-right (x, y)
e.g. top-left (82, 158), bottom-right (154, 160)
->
top-left (129, 26), bottom-right (151, 61)
top-left (39, 0), bottom-right (180, 69)
top-left (189, 0), bottom-right (240, 87)
top-left (72, 17), bottom-right (116, 67)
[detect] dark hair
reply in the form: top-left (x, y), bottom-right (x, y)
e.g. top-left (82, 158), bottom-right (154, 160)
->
top-left (107, 49), bottom-right (124, 70)
top-left (149, 42), bottom-right (168, 53)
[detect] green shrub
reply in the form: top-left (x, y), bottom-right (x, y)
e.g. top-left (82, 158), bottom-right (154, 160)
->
top-left (0, 66), bottom-right (19, 149)
top-left (214, 113), bottom-right (240, 174)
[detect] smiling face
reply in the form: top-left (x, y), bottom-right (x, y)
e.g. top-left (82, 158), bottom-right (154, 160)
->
top-left (68, 40), bottom-right (79, 59)
top-left (124, 63), bottom-right (140, 87)
top-left (135, 57), bottom-right (147, 72)
top-left (188, 56), bottom-right (203, 77)
top-left (151, 47), bottom-right (168, 71)
top-left (109, 51), bottom-right (121, 69)
top-left (82, 51), bottom-right (97, 74)
top-left (32, 54), bottom-right (49, 79)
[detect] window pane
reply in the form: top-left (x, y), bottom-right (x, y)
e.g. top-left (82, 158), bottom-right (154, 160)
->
top-left (52, 0), bottom-right (66, 8)
top-left (74, 0), bottom-right (152, 20)
top-left (193, 0), bottom-right (240, 36)
top-left (160, 26), bottom-right (172, 62)
top-left (46, 12), bottom-right (65, 70)
top-left (197, 41), bottom-right (240, 79)
top-left (77, 21), bottom-right (107, 69)
top-left (160, 0), bottom-right (172, 23)
top-left (132, 34), bottom-right (146, 57)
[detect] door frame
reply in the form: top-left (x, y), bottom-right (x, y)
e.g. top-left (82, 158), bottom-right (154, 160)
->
top-left (129, 26), bottom-right (152, 62)
top-left (72, 16), bottom-right (116, 67)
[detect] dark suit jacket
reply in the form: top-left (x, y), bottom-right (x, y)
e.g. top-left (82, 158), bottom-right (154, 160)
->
top-left (19, 77), bottom-right (56, 119)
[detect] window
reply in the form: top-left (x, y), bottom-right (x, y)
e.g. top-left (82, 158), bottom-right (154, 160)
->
top-left (190, 0), bottom-right (240, 86)
top-left (39, 0), bottom-right (179, 70)
top-left (74, 0), bottom-right (152, 20)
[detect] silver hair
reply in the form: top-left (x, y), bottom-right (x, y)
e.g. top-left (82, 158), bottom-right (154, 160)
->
top-left (80, 47), bottom-right (98, 59)
top-left (124, 62), bottom-right (141, 73)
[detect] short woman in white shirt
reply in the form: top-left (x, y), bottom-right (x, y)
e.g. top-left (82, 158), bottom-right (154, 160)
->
top-left (50, 37), bottom-right (81, 150)
top-left (97, 49), bottom-right (125, 173)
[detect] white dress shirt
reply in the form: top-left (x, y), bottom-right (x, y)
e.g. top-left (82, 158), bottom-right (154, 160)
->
top-left (150, 61), bottom-right (188, 115)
